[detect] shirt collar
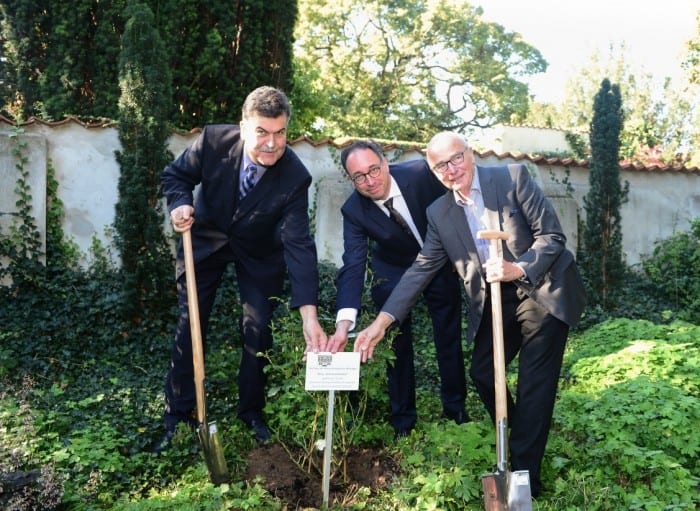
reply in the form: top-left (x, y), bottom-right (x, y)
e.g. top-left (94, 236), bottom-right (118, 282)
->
top-left (373, 176), bottom-right (401, 207)
top-left (242, 155), bottom-right (265, 172)
top-left (453, 167), bottom-right (482, 206)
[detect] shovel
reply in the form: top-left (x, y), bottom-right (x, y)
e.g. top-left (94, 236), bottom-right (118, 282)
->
top-left (183, 229), bottom-right (230, 485)
top-left (477, 230), bottom-right (532, 511)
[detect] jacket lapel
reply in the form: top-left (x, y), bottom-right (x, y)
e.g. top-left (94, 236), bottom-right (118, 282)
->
top-left (399, 179), bottom-right (428, 239)
top-left (216, 140), bottom-right (243, 223)
top-left (363, 195), bottom-right (392, 233)
top-left (232, 145), bottom-right (276, 222)
top-left (446, 196), bottom-right (482, 271)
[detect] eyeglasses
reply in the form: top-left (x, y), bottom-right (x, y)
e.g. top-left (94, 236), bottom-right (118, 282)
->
top-left (350, 164), bottom-right (382, 185)
top-left (431, 151), bottom-right (466, 174)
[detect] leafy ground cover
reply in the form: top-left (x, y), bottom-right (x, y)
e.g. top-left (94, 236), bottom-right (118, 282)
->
top-left (1, 266), bottom-right (698, 509)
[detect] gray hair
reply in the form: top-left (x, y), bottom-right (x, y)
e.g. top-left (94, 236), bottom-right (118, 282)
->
top-left (241, 86), bottom-right (291, 120)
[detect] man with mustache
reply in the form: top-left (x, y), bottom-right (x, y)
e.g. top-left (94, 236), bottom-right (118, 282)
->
top-left (156, 86), bottom-right (327, 451)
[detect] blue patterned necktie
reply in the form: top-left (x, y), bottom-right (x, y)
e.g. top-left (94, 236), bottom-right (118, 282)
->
top-left (239, 164), bottom-right (258, 200)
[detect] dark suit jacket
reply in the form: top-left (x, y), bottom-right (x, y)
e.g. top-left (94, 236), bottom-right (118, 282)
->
top-left (335, 159), bottom-right (447, 311)
top-left (161, 124), bottom-right (319, 308)
top-left (382, 163), bottom-right (586, 342)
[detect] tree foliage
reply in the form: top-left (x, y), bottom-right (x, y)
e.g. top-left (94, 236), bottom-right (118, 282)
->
top-left (156, 0), bottom-right (296, 129)
top-left (520, 44), bottom-right (700, 166)
top-left (581, 78), bottom-right (628, 308)
top-left (291, 0), bottom-right (546, 141)
top-left (0, 0), bottom-right (126, 120)
top-left (0, 0), bottom-right (296, 129)
top-left (113, 2), bottom-right (175, 331)
top-left (683, 11), bottom-right (700, 85)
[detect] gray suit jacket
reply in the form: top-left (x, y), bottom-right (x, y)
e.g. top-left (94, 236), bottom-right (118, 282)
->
top-left (382, 163), bottom-right (586, 343)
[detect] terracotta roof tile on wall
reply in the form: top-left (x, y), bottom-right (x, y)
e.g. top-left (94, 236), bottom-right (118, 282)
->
top-left (1, 116), bottom-right (698, 174)
top-left (472, 149), bottom-right (700, 174)
top-left (0, 114), bottom-right (118, 129)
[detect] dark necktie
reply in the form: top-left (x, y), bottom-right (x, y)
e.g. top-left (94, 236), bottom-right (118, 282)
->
top-left (383, 197), bottom-right (414, 238)
top-left (239, 164), bottom-right (258, 200)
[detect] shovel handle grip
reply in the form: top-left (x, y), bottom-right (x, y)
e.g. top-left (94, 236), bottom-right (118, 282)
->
top-left (477, 230), bottom-right (509, 242)
top-left (183, 229), bottom-right (207, 426)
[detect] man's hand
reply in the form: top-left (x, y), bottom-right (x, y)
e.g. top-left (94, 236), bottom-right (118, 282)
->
top-left (299, 305), bottom-right (328, 358)
top-left (352, 312), bottom-right (394, 363)
top-left (484, 257), bottom-right (526, 283)
top-left (171, 205), bottom-right (195, 232)
top-left (326, 320), bottom-right (352, 353)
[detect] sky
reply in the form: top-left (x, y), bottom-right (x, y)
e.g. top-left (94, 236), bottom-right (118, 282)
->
top-left (477, 0), bottom-right (699, 104)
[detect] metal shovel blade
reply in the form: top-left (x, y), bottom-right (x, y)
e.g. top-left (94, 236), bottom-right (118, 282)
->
top-left (507, 470), bottom-right (533, 510)
top-left (482, 469), bottom-right (532, 511)
top-left (198, 421), bottom-right (230, 485)
top-left (482, 470), bottom-right (508, 511)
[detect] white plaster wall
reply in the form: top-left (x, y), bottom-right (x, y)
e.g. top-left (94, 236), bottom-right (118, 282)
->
top-left (1, 122), bottom-right (698, 271)
top-left (474, 125), bottom-right (576, 155)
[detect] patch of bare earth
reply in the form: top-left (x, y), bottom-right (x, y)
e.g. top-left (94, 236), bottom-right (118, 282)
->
top-left (245, 443), bottom-right (400, 510)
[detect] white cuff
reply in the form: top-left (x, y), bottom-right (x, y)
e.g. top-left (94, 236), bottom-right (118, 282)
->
top-left (336, 308), bottom-right (358, 331)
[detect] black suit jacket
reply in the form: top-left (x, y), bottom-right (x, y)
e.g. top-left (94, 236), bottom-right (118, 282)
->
top-left (382, 164), bottom-right (586, 342)
top-left (161, 124), bottom-right (319, 308)
top-left (335, 158), bottom-right (447, 311)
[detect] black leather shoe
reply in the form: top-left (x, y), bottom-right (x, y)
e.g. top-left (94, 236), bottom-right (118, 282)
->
top-left (248, 419), bottom-right (272, 444)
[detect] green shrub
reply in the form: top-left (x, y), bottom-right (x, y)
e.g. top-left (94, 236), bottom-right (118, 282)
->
top-left (642, 218), bottom-right (700, 324)
top-left (550, 318), bottom-right (699, 509)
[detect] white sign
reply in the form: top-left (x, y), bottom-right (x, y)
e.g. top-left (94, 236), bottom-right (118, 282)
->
top-left (305, 352), bottom-right (361, 391)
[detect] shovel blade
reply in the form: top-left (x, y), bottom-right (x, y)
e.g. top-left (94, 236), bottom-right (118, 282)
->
top-left (482, 470), bottom-right (532, 511)
top-left (198, 421), bottom-right (230, 485)
top-left (507, 470), bottom-right (533, 510)
top-left (482, 471), bottom-right (508, 511)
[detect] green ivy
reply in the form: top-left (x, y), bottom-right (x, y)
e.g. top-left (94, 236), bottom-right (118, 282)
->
top-left (0, 126), bottom-right (43, 288)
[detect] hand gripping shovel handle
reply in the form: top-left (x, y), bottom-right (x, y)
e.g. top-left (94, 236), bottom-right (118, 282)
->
top-left (477, 230), bottom-right (532, 511)
top-left (182, 229), bottom-right (230, 485)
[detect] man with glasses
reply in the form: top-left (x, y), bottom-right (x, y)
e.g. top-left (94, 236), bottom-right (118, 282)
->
top-left (352, 132), bottom-right (586, 496)
top-left (325, 139), bottom-right (468, 440)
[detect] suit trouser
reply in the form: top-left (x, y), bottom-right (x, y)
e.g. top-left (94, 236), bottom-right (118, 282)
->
top-left (164, 243), bottom-right (283, 427)
top-left (469, 282), bottom-right (568, 495)
top-left (375, 265), bottom-right (466, 431)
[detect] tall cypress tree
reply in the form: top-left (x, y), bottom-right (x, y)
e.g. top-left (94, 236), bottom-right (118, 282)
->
top-left (0, 0), bottom-right (297, 127)
top-left (0, 0), bottom-right (53, 118)
top-left (113, 1), bottom-right (174, 331)
top-left (157, 0), bottom-right (296, 129)
top-left (581, 78), bottom-right (628, 307)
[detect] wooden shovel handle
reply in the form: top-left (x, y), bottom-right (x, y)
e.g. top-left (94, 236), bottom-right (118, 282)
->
top-left (183, 229), bottom-right (207, 426)
top-left (477, 230), bottom-right (509, 242)
top-left (477, 230), bottom-right (510, 467)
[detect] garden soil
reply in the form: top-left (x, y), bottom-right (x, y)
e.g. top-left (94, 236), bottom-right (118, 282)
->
top-left (245, 443), bottom-right (400, 510)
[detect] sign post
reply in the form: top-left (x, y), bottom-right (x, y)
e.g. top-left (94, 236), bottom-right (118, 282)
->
top-left (305, 352), bottom-right (361, 510)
